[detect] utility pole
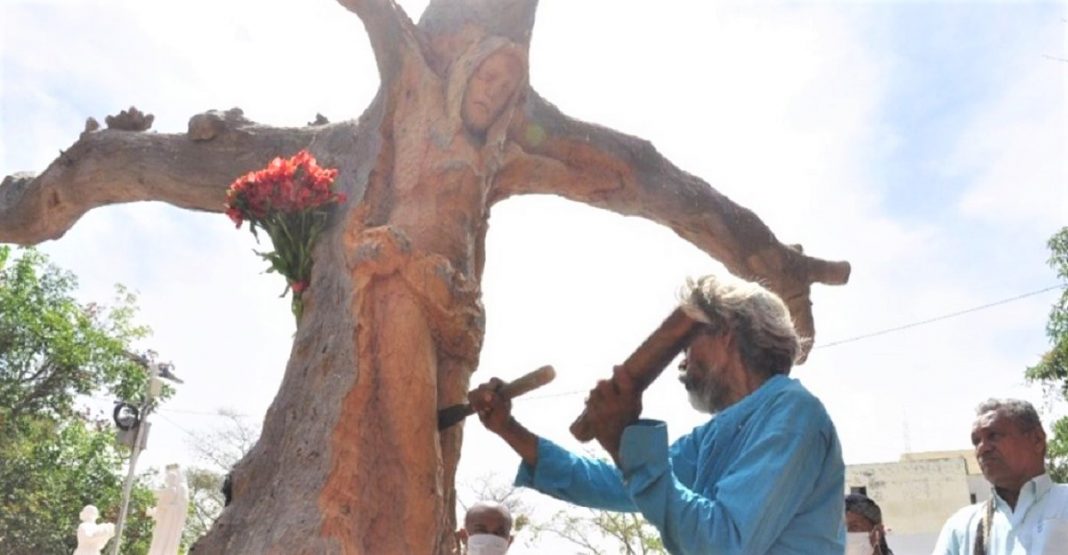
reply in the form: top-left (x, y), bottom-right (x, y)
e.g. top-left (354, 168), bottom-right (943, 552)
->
top-left (108, 353), bottom-right (180, 555)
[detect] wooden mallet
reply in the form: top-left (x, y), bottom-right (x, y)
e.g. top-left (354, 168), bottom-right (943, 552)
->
top-left (569, 307), bottom-right (702, 442)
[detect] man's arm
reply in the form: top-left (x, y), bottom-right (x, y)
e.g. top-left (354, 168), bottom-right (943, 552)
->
top-left (931, 506), bottom-right (971, 555)
top-left (469, 378), bottom-right (637, 512)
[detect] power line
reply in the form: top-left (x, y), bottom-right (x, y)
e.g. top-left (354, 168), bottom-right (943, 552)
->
top-left (523, 283), bottom-right (1065, 402)
top-left (815, 284), bottom-right (1063, 349)
top-left (153, 411), bottom-right (202, 441)
top-left (90, 283), bottom-right (1066, 410)
top-left (157, 407), bottom-right (252, 418)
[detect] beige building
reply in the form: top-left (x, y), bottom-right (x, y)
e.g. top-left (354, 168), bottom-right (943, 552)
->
top-left (846, 450), bottom-right (989, 554)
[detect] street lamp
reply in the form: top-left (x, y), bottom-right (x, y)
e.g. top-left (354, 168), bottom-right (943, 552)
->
top-left (107, 351), bottom-right (182, 555)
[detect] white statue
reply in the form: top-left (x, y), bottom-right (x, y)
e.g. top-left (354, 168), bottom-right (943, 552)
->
top-left (146, 464), bottom-right (189, 555)
top-left (73, 505), bottom-right (115, 555)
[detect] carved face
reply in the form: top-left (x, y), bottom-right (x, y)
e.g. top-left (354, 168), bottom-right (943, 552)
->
top-left (461, 50), bottom-right (524, 135)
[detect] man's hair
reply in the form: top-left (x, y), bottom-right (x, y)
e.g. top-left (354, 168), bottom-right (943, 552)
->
top-left (678, 273), bottom-right (800, 377)
top-left (976, 398), bottom-right (1044, 434)
top-left (465, 501), bottom-right (513, 534)
top-left (844, 493), bottom-right (882, 525)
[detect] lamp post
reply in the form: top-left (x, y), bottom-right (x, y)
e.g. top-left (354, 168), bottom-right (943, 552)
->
top-left (108, 353), bottom-right (180, 555)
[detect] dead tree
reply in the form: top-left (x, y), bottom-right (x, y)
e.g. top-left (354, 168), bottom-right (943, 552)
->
top-left (0, 1), bottom-right (850, 552)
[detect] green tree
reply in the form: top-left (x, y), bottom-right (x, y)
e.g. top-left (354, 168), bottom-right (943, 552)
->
top-left (0, 246), bottom-right (157, 554)
top-left (1025, 226), bottom-right (1068, 481)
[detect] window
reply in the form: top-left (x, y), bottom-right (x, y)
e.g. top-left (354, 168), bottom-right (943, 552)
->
top-left (850, 486), bottom-right (867, 496)
top-left (970, 494), bottom-right (977, 504)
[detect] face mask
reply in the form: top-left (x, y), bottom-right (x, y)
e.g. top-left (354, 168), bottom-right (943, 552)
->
top-left (845, 532), bottom-right (873, 555)
top-left (466, 533), bottom-right (510, 555)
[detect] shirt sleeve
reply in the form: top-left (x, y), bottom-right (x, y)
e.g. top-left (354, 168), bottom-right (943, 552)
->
top-left (514, 436), bottom-right (638, 512)
top-left (618, 417), bottom-right (832, 555)
top-left (932, 507), bottom-right (969, 555)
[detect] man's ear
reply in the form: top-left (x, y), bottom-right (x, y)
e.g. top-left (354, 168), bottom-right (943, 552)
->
top-left (508, 534), bottom-right (514, 546)
top-left (1033, 427), bottom-right (1048, 455)
top-left (456, 529), bottom-right (468, 545)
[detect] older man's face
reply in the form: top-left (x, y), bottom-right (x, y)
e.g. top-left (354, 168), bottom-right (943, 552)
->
top-left (971, 410), bottom-right (1046, 490)
top-left (464, 505), bottom-right (512, 539)
top-left (678, 330), bottom-right (734, 413)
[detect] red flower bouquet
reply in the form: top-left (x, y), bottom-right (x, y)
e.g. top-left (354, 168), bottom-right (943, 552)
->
top-left (225, 150), bottom-right (345, 320)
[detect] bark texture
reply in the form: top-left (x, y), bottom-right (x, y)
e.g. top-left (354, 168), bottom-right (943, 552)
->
top-left (0, 1), bottom-right (849, 553)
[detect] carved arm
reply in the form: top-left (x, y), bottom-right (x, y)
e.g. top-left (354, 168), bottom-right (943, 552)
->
top-left (0, 109), bottom-right (350, 245)
top-left (494, 92), bottom-right (850, 352)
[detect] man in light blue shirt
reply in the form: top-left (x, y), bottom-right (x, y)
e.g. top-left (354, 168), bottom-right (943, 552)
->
top-left (469, 273), bottom-right (845, 554)
top-left (933, 398), bottom-right (1068, 555)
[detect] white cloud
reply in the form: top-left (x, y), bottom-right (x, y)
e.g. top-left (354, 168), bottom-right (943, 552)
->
top-left (952, 33), bottom-right (1067, 232)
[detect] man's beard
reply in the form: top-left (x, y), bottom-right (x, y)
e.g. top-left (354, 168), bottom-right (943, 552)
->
top-left (679, 364), bottom-right (727, 414)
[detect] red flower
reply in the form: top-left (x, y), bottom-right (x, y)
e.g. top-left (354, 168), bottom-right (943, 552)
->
top-left (223, 150), bottom-right (343, 320)
top-left (226, 207), bottom-right (244, 227)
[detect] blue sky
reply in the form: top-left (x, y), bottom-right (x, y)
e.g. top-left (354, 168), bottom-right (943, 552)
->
top-left (1, 0), bottom-right (1065, 550)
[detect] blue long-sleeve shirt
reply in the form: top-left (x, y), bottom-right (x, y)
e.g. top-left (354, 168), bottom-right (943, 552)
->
top-left (515, 375), bottom-right (845, 554)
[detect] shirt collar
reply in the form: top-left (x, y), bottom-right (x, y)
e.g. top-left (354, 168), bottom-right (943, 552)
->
top-left (716, 374), bottom-right (790, 424)
top-left (991, 473), bottom-right (1054, 512)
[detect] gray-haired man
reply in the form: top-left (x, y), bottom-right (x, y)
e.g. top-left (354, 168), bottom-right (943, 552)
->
top-left (470, 273), bottom-right (845, 554)
top-left (934, 398), bottom-right (1068, 554)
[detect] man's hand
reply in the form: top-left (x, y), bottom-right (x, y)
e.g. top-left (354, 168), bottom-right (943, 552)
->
top-left (468, 377), bottom-right (539, 467)
top-left (585, 366), bottom-right (643, 465)
top-left (469, 378), bottom-right (513, 435)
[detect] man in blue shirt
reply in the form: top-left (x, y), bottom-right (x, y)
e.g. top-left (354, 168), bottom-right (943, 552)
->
top-left (469, 273), bottom-right (845, 554)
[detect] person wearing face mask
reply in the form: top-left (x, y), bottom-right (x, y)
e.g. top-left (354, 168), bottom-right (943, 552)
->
top-left (845, 493), bottom-right (893, 555)
top-left (456, 501), bottom-right (513, 555)
top-left (469, 273), bottom-right (845, 555)
top-left (933, 398), bottom-right (1068, 555)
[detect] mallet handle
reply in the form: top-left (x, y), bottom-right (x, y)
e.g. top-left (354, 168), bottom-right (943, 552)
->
top-left (569, 308), bottom-right (701, 442)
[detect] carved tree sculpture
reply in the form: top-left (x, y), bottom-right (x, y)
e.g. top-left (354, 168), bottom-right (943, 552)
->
top-left (0, 1), bottom-right (850, 553)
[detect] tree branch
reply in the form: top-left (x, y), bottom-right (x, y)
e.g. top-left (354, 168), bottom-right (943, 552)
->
top-left (495, 91), bottom-right (850, 352)
top-left (418, 0), bottom-right (539, 46)
top-left (336, 0), bottom-right (425, 81)
top-left (0, 109), bottom-right (351, 245)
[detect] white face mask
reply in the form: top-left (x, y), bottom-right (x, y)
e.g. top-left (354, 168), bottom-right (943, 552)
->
top-left (845, 532), bottom-right (873, 555)
top-left (466, 533), bottom-right (510, 555)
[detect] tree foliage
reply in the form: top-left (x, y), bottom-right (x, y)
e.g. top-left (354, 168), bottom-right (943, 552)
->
top-left (182, 409), bottom-right (261, 547)
top-left (1025, 227), bottom-right (1068, 480)
top-left (0, 246), bottom-right (156, 554)
top-left (529, 508), bottom-right (666, 555)
top-left (458, 472), bottom-right (664, 554)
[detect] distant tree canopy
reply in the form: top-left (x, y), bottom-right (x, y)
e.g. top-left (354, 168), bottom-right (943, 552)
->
top-left (0, 246), bottom-right (156, 554)
top-left (1025, 227), bottom-right (1068, 481)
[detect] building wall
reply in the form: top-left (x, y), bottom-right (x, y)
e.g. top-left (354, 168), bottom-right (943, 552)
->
top-left (846, 457), bottom-right (974, 534)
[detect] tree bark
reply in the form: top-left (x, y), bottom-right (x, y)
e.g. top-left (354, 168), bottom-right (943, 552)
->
top-left (0, 1), bottom-right (849, 553)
